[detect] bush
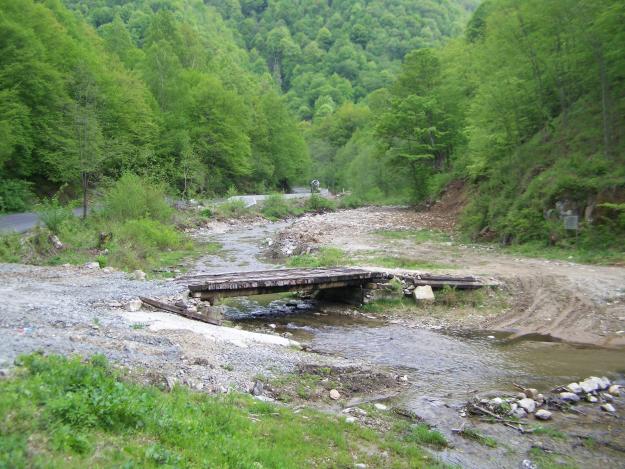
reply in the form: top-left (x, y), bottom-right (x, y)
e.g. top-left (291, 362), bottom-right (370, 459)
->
top-left (337, 194), bottom-right (365, 209)
top-left (0, 233), bottom-right (23, 262)
top-left (214, 199), bottom-right (251, 218)
top-left (0, 179), bottom-right (35, 213)
top-left (101, 173), bottom-right (172, 223)
top-left (305, 194), bottom-right (336, 212)
top-left (261, 194), bottom-right (299, 220)
top-left (116, 219), bottom-right (185, 251)
top-left (36, 197), bottom-right (74, 234)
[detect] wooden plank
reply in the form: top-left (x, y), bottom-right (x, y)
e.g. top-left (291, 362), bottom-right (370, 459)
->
top-left (139, 296), bottom-right (222, 326)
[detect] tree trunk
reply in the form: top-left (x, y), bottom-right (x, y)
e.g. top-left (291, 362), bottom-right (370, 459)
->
top-left (82, 171), bottom-right (88, 220)
top-left (595, 43), bottom-right (611, 157)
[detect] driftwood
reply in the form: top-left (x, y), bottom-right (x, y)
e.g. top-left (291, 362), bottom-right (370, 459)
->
top-left (469, 404), bottom-right (528, 433)
top-left (139, 296), bottom-right (222, 326)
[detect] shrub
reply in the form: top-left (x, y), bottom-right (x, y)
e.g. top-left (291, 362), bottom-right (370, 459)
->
top-left (305, 194), bottom-right (336, 212)
top-left (261, 194), bottom-right (298, 220)
top-left (0, 179), bottom-right (35, 213)
top-left (36, 197), bottom-right (74, 234)
top-left (116, 219), bottom-right (185, 251)
top-left (214, 199), bottom-right (251, 218)
top-left (101, 173), bottom-right (172, 223)
top-left (337, 194), bottom-right (365, 209)
top-left (0, 233), bottom-right (23, 262)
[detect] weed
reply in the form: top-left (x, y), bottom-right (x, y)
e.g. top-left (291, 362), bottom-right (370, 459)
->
top-left (0, 233), bottom-right (23, 263)
top-left (458, 427), bottom-right (497, 447)
top-left (36, 196), bottom-right (74, 234)
top-left (261, 193), bottom-right (301, 220)
top-left (221, 364), bottom-right (234, 371)
top-left (366, 256), bottom-right (452, 270)
top-left (214, 199), bottom-right (251, 218)
top-left (533, 426), bottom-right (566, 439)
top-left (528, 447), bottom-right (578, 469)
top-left (305, 194), bottom-right (336, 212)
top-left (287, 247), bottom-right (348, 267)
top-left (405, 424), bottom-right (448, 448)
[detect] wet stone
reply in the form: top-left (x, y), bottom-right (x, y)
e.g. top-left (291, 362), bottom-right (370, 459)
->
top-left (608, 385), bottom-right (621, 396)
top-left (534, 409), bottom-right (552, 420)
top-left (518, 398), bottom-right (536, 413)
top-left (600, 403), bottom-right (616, 413)
top-left (329, 389), bottom-right (341, 400)
top-left (559, 392), bottom-right (581, 403)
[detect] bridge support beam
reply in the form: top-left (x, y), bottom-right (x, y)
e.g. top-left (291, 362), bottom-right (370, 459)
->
top-left (315, 286), bottom-right (364, 306)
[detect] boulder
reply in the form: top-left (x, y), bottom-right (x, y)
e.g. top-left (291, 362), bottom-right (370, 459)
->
top-left (251, 381), bottom-right (264, 396)
top-left (524, 388), bottom-right (539, 399)
top-left (329, 389), bottom-right (341, 400)
top-left (518, 398), bottom-right (536, 413)
top-left (608, 385), bottom-right (621, 396)
top-left (49, 234), bottom-right (64, 250)
top-left (559, 392), bottom-right (581, 403)
top-left (579, 377), bottom-right (601, 393)
top-left (534, 409), bottom-right (552, 420)
top-left (413, 285), bottom-right (435, 302)
top-left (598, 376), bottom-right (611, 390)
top-left (374, 403), bottom-right (388, 411)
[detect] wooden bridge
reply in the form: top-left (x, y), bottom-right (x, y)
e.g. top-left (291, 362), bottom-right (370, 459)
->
top-left (177, 267), bottom-right (493, 305)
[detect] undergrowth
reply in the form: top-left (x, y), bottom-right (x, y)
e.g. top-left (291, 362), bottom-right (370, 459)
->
top-left (0, 354), bottom-right (436, 468)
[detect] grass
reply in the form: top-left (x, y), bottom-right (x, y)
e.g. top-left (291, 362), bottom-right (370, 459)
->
top-left (528, 447), bottom-right (578, 469)
top-left (0, 354), bottom-right (438, 468)
top-left (457, 427), bottom-right (497, 447)
top-left (287, 247), bottom-right (348, 267)
top-left (405, 424), bottom-right (448, 448)
top-left (532, 426), bottom-right (567, 439)
top-left (502, 240), bottom-right (625, 265)
top-left (365, 256), bottom-right (453, 270)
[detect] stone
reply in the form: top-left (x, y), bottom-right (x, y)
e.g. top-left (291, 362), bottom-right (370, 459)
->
top-left (49, 234), bottom-right (64, 250)
top-left (345, 417), bottom-right (356, 424)
top-left (126, 299), bottom-right (143, 312)
top-left (600, 403), bottom-right (616, 413)
top-left (559, 392), bottom-right (581, 403)
top-left (374, 403), bottom-right (388, 411)
top-left (534, 409), bottom-right (552, 420)
top-left (512, 407), bottom-right (527, 419)
top-left (518, 398), bottom-right (536, 413)
top-left (251, 381), bottom-right (264, 396)
top-left (536, 393), bottom-right (545, 404)
top-left (354, 464), bottom-right (368, 469)
top-left (608, 385), bottom-right (621, 396)
top-left (254, 395), bottom-right (275, 402)
top-left (524, 388), bottom-right (539, 399)
top-left (521, 460), bottom-right (538, 469)
top-left (490, 397), bottom-right (503, 406)
top-left (598, 376), bottom-right (611, 390)
top-left (102, 267), bottom-right (115, 273)
top-left (165, 376), bottom-right (177, 391)
top-left (601, 393), bottom-right (614, 402)
top-left (517, 392), bottom-right (527, 400)
top-left (133, 269), bottom-right (146, 281)
top-left (566, 382), bottom-right (582, 394)
top-left (329, 389), bottom-right (340, 400)
top-left (586, 395), bottom-right (598, 403)
top-left (413, 285), bottom-right (435, 302)
top-left (84, 261), bottom-right (100, 269)
top-left (579, 377), bottom-right (601, 393)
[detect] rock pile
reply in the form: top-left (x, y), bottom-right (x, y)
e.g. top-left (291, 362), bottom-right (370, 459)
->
top-left (468, 377), bottom-right (620, 424)
top-left (266, 228), bottom-right (320, 258)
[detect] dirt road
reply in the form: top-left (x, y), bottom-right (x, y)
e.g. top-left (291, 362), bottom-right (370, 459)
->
top-left (278, 206), bottom-right (625, 347)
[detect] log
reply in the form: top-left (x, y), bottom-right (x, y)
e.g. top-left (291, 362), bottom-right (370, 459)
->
top-left (139, 296), bottom-right (222, 326)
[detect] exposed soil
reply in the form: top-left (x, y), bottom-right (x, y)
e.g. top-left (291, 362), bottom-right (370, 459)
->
top-left (276, 205), bottom-right (625, 347)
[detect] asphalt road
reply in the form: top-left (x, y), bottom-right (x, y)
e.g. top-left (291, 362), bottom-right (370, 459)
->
top-left (0, 208), bottom-right (85, 233)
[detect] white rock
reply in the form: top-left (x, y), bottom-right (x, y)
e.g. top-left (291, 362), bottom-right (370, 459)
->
top-left (345, 417), bottom-right (356, 424)
top-left (518, 398), bottom-right (536, 413)
top-left (536, 393), bottom-right (545, 403)
top-left (354, 464), bottom-right (368, 469)
top-left (133, 269), bottom-right (146, 281)
top-left (268, 323), bottom-right (276, 329)
top-left (586, 395), bottom-right (598, 403)
top-left (374, 403), bottom-right (388, 411)
top-left (559, 392), bottom-right (581, 402)
top-left (254, 395), bottom-right (275, 402)
top-left (490, 397), bottom-right (503, 406)
top-left (510, 403), bottom-right (518, 411)
top-left (608, 385), bottom-right (621, 396)
top-left (579, 377), bottom-right (601, 393)
top-left (524, 388), bottom-right (539, 399)
top-left (599, 376), bottom-right (611, 390)
top-left (329, 389), bottom-right (341, 400)
top-left (126, 299), bottom-right (143, 312)
top-left (84, 261), bottom-right (100, 269)
top-left (413, 285), bottom-right (435, 302)
top-left (534, 409), bottom-right (552, 420)
top-left (600, 403), bottom-right (615, 413)
top-left (102, 267), bottom-right (115, 273)
top-left (566, 382), bottom-right (582, 394)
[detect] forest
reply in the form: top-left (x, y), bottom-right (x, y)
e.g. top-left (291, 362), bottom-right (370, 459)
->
top-left (1, 0), bottom-right (624, 247)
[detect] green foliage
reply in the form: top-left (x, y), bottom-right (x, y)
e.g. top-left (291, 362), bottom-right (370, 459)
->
top-left (261, 193), bottom-right (300, 220)
top-left (305, 194), bottom-right (336, 212)
top-left (36, 197), bottom-right (74, 235)
top-left (0, 354), bottom-right (433, 468)
top-left (214, 199), bottom-right (252, 219)
top-left (405, 424), bottom-right (448, 448)
top-left (287, 247), bottom-right (348, 268)
top-left (457, 427), bottom-right (497, 447)
top-left (0, 179), bottom-right (35, 213)
top-left (0, 233), bottom-right (23, 263)
top-left (101, 174), bottom-right (172, 224)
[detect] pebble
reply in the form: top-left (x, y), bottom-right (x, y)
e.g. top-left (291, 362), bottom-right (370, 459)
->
top-left (490, 397), bottom-right (503, 406)
top-left (559, 392), bottom-right (581, 402)
top-left (608, 385), bottom-right (621, 396)
top-left (566, 382), bottom-right (582, 394)
top-left (586, 395), bottom-right (598, 403)
top-left (534, 409), bottom-right (552, 420)
top-left (374, 403), bottom-right (388, 411)
top-left (518, 398), bottom-right (536, 413)
top-left (600, 403), bottom-right (615, 413)
top-left (329, 389), bottom-right (340, 400)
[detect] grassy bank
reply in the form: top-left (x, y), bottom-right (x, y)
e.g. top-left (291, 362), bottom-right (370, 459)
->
top-left (0, 354), bottom-right (442, 468)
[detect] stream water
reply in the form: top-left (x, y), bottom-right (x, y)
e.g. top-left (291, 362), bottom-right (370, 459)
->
top-left (196, 223), bottom-right (625, 401)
